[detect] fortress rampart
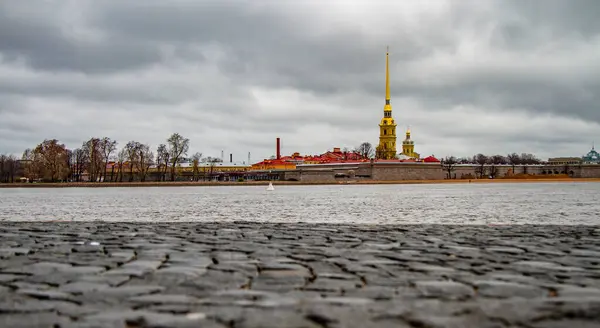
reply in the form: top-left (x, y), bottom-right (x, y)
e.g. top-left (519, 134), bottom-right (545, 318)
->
top-left (283, 162), bottom-right (600, 182)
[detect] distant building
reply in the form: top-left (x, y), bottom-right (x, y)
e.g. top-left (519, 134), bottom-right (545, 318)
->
top-left (546, 145), bottom-right (600, 165)
top-left (177, 161), bottom-right (251, 173)
top-left (250, 146), bottom-right (368, 171)
top-left (401, 128), bottom-right (420, 159)
top-left (547, 157), bottom-right (582, 165)
top-left (583, 145), bottom-right (600, 164)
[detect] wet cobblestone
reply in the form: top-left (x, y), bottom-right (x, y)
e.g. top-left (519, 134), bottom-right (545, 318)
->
top-left (1, 222), bottom-right (599, 327)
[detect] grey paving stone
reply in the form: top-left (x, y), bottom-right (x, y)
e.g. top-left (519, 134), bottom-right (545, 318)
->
top-left (59, 281), bottom-right (110, 294)
top-left (76, 274), bottom-right (131, 286)
top-left (1, 222), bottom-right (600, 327)
top-left (16, 288), bottom-right (75, 302)
top-left (0, 247), bottom-right (31, 257)
top-left (104, 259), bottom-right (163, 277)
top-left (0, 274), bottom-right (21, 283)
top-left (128, 294), bottom-right (201, 305)
top-left (414, 280), bottom-right (475, 299)
top-left (74, 310), bottom-right (217, 328)
top-left (570, 249), bottom-right (600, 258)
top-left (472, 280), bottom-right (546, 298)
top-left (485, 246), bottom-right (526, 254)
top-left (0, 312), bottom-right (70, 328)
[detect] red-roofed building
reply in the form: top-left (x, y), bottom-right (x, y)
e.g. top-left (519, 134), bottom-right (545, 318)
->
top-left (250, 138), bottom-right (438, 171)
top-left (251, 143), bottom-right (370, 171)
top-left (422, 155), bottom-right (440, 163)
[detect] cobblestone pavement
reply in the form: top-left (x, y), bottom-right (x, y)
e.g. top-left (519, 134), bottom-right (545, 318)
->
top-left (1, 222), bottom-right (600, 328)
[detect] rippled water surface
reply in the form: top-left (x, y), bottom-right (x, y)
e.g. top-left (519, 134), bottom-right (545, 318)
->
top-left (1, 183), bottom-right (599, 224)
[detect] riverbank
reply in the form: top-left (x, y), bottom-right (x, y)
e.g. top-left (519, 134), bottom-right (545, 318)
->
top-left (1, 176), bottom-right (599, 188)
top-left (0, 222), bottom-right (598, 327)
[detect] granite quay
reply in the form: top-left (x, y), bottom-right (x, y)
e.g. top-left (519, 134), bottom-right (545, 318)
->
top-left (1, 222), bottom-right (600, 327)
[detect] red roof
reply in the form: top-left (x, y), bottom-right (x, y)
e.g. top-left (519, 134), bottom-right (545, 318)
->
top-left (422, 156), bottom-right (440, 162)
top-left (253, 148), bottom-right (370, 166)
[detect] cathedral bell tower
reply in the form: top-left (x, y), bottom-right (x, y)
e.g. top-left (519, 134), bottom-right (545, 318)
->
top-left (375, 47), bottom-right (397, 160)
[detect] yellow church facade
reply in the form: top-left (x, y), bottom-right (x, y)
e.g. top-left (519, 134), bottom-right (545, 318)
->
top-left (401, 128), bottom-right (420, 159)
top-left (375, 48), bottom-right (397, 159)
top-left (375, 48), bottom-right (419, 160)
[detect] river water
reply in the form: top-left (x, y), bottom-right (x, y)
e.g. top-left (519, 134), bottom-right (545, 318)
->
top-left (0, 183), bottom-right (598, 224)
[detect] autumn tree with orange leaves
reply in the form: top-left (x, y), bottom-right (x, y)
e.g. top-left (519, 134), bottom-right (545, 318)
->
top-left (32, 139), bottom-right (70, 182)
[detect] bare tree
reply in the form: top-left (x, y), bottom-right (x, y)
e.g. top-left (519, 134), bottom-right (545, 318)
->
top-left (134, 143), bottom-right (153, 182)
top-left (488, 155), bottom-right (506, 179)
top-left (441, 156), bottom-right (457, 179)
top-left (7, 155), bottom-right (19, 183)
top-left (116, 148), bottom-right (127, 182)
top-left (167, 133), bottom-right (190, 181)
top-left (0, 154), bottom-right (6, 183)
top-left (0, 154), bottom-right (11, 183)
top-left (21, 148), bottom-right (41, 181)
top-left (70, 148), bottom-right (87, 182)
top-left (99, 137), bottom-right (117, 182)
top-left (342, 147), bottom-right (349, 161)
top-left (192, 152), bottom-right (202, 181)
top-left (473, 153), bottom-right (489, 179)
top-left (0, 155), bottom-right (20, 183)
top-left (203, 157), bottom-right (223, 180)
top-left (520, 153), bottom-right (541, 165)
top-left (520, 153), bottom-right (541, 174)
top-left (125, 141), bottom-right (138, 182)
top-left (354, 142), bottom-right (375, 159)
top-left (490, 155), bottom-right (506, 165)
top-left (156, 144), bottom-right (170, 181)
top-left (507, 153), bottom-right (521, 176)
top-left (83, 138), bottom-right (104, 182)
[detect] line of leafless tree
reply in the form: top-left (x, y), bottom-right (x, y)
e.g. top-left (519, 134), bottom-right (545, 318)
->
top-left (0, 132), bottom-right (227, 183)
top-left (441, 153), bottom-right (544, 179)
top-left (0, 154), bottom-right (19, 183)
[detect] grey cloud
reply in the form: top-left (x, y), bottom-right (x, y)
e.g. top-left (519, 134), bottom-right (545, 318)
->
top-left (0, 2), bottom-right (164, 73)
top-left (0, 0), bottom-right (599, 160)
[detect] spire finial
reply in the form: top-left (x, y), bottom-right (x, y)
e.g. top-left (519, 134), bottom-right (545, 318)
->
top-left (385, 46), bottom-right (390, 105)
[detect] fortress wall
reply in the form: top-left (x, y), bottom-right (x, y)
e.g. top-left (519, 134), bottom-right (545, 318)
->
top-left (296, 171), bottom-right (338, 183)
top-left (283, 170), bottom-right (338, 182)
top-left (370, 163), bottom-right (444, 180)
top-left (452, 166), bottom-right (476, 179)
top-left (283, 163), bottom-right (600, 182)
top-left (577, 165), bottom-right (600, 178)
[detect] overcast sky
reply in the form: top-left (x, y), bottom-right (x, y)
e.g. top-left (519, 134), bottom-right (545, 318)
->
top-left (1, 0), bottom-right (599, 162)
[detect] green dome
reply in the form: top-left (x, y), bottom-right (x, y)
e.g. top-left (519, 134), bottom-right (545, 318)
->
top-left (583, 146), bottom-right (600, 163)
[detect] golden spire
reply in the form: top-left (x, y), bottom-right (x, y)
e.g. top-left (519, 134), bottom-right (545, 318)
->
top-left (384, 46), bottom-right (391, 110)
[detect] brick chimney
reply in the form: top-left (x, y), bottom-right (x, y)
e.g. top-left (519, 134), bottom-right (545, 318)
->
top-left (276, 137), bottom-right (281, 160)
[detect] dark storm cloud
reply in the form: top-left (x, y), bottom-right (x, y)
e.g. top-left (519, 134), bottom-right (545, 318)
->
top-left (0, 2), bottom-right (164, 74)
top-left (0, 0), bottom-right (599, 160)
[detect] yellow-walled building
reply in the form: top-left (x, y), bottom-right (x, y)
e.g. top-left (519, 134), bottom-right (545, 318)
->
top-left (251, 159), bottom-right (297, 171)
top-left (401, 128), bottom-right (420, 159)
top-left (375, 47), bottom-right (398, 160)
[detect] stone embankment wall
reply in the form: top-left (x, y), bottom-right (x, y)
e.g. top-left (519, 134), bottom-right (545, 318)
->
top-left (577, 165), bottom-right (600, 178)
top-left (370, 163), bottom-right (444, 180)
top-left (284, 163), bottom-right (600, 181)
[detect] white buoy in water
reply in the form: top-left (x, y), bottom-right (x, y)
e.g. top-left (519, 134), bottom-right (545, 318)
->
top-left (266, 182), bottom-right (275, 191)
